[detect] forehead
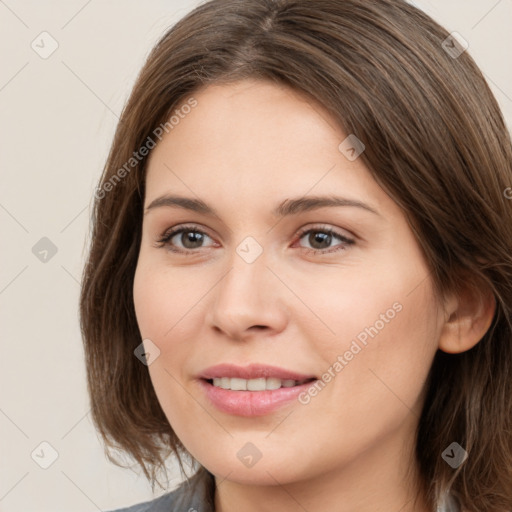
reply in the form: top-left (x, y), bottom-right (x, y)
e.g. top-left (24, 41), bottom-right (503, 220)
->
top-left (159, 78), bottom-right (343, 160)
top-left (143, 79), bottom-right (390, 220)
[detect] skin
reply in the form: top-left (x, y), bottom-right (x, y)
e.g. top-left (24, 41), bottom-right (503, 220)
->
top-left (133, 79), bottom-right (495, 512)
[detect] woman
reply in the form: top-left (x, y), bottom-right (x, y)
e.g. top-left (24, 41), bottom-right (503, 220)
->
top-left (80, 1), bottom-right (512, 511)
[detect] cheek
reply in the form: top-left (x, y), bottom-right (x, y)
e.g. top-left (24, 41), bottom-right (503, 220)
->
top-left (295, 250), bottom-right (440, 409)
top-left (308, 274), bottom-right (439, 420)
top-left (133, 255), bottom-right (204, 340)
top-left (133, 260), bottom-right (209, 446)
top-left (285, 281), bottom-right (439, 477)
top-left (132, 257), bottom-right (212, 401)
top-left (287, 258), bottom-right (431, 357)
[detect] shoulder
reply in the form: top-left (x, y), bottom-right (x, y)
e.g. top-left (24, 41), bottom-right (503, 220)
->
top-left (105, 492), bottom-right (173, 512)
top-left (105, 468), bottom-right (215, 512)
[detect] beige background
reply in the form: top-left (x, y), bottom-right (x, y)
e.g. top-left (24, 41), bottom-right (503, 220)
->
top-left (0, 1), bottom-right (511, 511)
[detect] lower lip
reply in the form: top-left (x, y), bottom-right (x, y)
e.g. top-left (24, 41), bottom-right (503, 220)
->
top-left (198, 379), bottom-right (317, 417)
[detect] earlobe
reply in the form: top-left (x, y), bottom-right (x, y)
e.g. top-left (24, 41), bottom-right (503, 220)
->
top-left (438, 281), bottom-right (496, 355)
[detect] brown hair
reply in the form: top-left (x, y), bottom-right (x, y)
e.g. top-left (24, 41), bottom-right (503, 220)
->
top-left (79, 0), bottom-right (512, 509)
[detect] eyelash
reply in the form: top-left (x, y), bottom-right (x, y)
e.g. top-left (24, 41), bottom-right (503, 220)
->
top-left (154, 224), bottom-right (355, 256)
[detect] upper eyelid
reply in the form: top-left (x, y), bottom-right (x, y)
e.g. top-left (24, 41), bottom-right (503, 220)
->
top-left (160, 224), bottom-right (215, 240)
top-left (296, 225), bottom-right (354, 240)
top-left (159, 223), bottom-right (352, 236)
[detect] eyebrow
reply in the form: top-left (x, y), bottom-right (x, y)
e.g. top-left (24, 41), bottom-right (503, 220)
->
top-left (144, 194), bottom-right (381, 218)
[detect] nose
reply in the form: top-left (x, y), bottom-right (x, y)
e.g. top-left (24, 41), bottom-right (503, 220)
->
top-left (206, 247), bottom-right (288, 341)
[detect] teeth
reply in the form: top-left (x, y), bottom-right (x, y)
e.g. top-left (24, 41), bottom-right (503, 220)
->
top-left (211, 377), bottom-right (306, 391)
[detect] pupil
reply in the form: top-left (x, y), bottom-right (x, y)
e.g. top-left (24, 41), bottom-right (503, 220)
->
top-left (310, 232), bottom-right (331, 249)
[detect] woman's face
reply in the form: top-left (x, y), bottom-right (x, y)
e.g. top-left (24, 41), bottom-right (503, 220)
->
top-left (133, 79), bottom-right (444, 486)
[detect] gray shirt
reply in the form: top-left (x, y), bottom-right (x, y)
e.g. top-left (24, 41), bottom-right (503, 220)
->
top-left (106, 468), bottom-right (460, 512)
top-left (107, 469), bottom-right (215, 512)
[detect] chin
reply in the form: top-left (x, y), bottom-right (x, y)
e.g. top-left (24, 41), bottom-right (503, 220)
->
top-left (201, 452), bottom-right (313, 486)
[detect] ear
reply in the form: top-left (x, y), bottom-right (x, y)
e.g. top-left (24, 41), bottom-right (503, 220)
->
top-left (438, 278), bottom-right (496, 354)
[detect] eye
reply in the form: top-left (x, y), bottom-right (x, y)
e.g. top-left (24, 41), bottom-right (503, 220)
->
top-left (155, 224), bottom-right (216, 253)
top-left (295, 226), bottom-right (355, 254)
top-left (154, 224), bottom-right (355, 256)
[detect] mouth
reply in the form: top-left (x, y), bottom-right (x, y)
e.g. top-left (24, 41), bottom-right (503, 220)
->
top-left (197, 364), bottom-right (319, 416)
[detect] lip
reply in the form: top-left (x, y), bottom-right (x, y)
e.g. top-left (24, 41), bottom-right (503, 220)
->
top-left (197, 363), bottom-right (318, 417)
top-left (199, 363), bottom-right (316, 381)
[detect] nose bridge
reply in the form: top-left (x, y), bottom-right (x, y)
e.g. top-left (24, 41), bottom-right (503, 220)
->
top-left (208, 239), bottom-right (287, 337)
top-left (218, 244), bottom-right (270, 313)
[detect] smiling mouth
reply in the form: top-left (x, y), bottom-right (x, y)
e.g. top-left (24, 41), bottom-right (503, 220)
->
top-left (205, 377), bottom-right (316, 391)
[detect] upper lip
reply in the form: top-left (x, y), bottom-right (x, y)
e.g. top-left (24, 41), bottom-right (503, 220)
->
top-left (199, 363), bottom-right (317, 381)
